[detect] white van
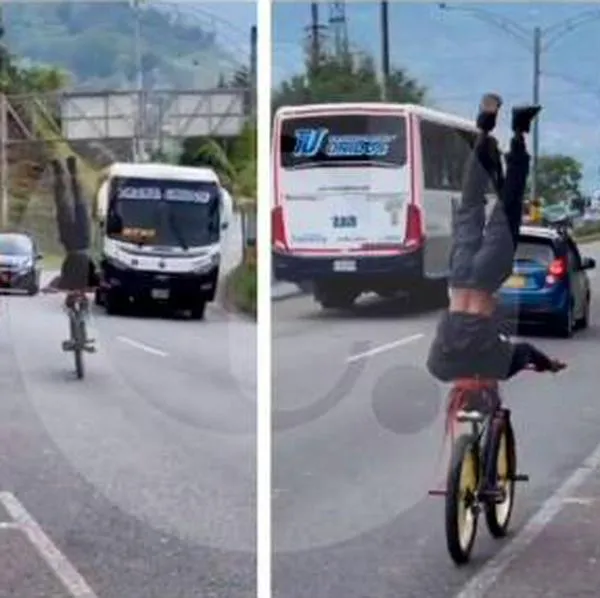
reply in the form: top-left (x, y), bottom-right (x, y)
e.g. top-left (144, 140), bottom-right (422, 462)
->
top-left (95, 162), bottom-right (233, 318)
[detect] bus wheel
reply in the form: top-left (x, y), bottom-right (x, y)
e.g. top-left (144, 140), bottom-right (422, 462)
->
top-left (314, 283), bottom-right (357, 310)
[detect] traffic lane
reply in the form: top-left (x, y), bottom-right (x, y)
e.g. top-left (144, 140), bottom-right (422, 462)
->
top-left (483, 471), bottom-right (600, 598)
top-left (5, 293), bottom-right (255, 553)
top-left (273, 294), bottom-right (443, 413)
top-left (0, 305), bottom-right (255, 598)
top-left (273, 285), bottom-right (600, 593)
top-left (92, 306), bottom-right (256, 434)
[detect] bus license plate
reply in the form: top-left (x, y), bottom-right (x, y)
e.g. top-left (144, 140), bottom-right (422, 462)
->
top-left (504, 275), bottom-right (525, 289)
top-left (333, 259), bottom-right (357, 272)
top-left (151, 288), bottom-right (170, 300)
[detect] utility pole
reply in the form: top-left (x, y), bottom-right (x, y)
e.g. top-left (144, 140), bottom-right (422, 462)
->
top-left (310, 2), bottom-right (321, 72)
top-left (531, 26), bottom-right (541, 204)
top-left (133, 0), bottom-right (144, 162)
top-left (380, 0), bottom-right (390, 101)
top-left (250, 25), bottom-right (257, 118)
top-left (0, 6), bottom-right (8, 228)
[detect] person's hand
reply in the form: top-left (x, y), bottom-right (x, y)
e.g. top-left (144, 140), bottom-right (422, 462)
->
top-left (548, 359), bottom-right (567, 373)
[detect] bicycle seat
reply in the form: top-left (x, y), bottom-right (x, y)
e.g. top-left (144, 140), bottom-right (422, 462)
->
top-left (453, 378), bottom-right (498, 392)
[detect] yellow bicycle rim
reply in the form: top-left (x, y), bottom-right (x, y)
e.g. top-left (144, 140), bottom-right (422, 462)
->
top-left (457, 448), bottom-right (477, 550)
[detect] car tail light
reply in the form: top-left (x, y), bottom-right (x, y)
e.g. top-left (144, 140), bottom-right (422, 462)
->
top-left (405, 203), bottom-right (423, 248)
top-left (271, 205), bottom-right (288, 251)
top-left (546, 257), bottom-right (567, 285)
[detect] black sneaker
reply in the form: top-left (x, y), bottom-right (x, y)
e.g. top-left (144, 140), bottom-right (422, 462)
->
top-left (512, 105), bottom-right (542, 134)
top-left (476, 93), bottom-right (503, 132)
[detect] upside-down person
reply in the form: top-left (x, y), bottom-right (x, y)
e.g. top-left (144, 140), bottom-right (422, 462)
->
top-left (426, 94), bottom-right (566, 394)
top-left (43, 156), bottom-right (100, 351)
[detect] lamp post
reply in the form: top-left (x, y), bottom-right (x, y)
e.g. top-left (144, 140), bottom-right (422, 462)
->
top-left (439, 4), bottom-right (600, 203)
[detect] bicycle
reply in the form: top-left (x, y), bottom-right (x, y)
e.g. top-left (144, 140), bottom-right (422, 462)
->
top-left (428, 377), bottom-right (529, 565)
top-left (63, 292), bottom-right (95, 379)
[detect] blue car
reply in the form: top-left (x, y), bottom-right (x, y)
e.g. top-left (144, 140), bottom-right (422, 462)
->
top-left (497, 225), bottom-right (596, 337)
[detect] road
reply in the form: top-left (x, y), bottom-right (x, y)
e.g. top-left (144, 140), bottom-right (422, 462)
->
top-left (0, 217), bottom-right (256, 598)
top-left (272, 242), bottom-right (600, 598)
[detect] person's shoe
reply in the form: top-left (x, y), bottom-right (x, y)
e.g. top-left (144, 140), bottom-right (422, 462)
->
top-left (476, 92), bottom-right (503, 132)
top-left (512, 105), bottom-right (542, 134)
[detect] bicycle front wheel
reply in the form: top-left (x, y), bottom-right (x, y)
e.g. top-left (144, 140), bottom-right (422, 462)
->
top-left (484, 415), bottom-right (516, 538)
top-left (71, 315), bottom-right (85, 380)
top-left (445, 434), bottom-right (480, 565)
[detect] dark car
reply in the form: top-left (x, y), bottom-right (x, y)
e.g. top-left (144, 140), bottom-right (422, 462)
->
top-left (497, 225), bottom-right (595, 338)
top-left (0, 233), bottom-right (43, 295)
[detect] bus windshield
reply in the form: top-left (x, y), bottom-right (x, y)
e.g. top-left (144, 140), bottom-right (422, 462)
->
top-left (107, 177), bottom-right (220, 248)
top-left (278, 113), bottom-right (407, 170)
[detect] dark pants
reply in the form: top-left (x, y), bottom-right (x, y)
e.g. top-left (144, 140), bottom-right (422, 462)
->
top-left (448, 134), bottom-right (529, 293)
top-left (427, 133), bottom-right (533, 382)
top-left (51, 160), bottom-right (96, 290)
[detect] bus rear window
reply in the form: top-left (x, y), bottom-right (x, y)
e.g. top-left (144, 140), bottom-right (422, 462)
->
top-left (278, 114), bottom-right (407, 169)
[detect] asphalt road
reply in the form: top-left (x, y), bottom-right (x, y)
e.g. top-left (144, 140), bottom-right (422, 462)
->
top-left (0, 218), bottom-right (256, 598)
top-left (272, 241), bottom-right (600, 598)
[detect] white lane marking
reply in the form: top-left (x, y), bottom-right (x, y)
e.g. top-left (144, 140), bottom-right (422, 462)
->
top-left (117, 335), bottom-right (168, 357)
top-left (346, 333), bottom-right (424, 363)
top-left (0, 492), bottom-right (99, 598)
top-left (454, 442), bottom-right (600, 598)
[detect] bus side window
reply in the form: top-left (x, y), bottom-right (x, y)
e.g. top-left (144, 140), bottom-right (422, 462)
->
top-left (421, 120), bottom-right (453, 191)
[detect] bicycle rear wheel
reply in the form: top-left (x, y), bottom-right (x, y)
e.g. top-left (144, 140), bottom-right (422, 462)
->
top-left (445, 434), bottom-right (480, 565)
top-left (484, 414), bottom-right (516, 538)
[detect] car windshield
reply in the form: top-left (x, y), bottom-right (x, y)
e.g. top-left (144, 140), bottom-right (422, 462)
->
top-left (515, 238), bottom-right (556, 265)
top-left (107, 177), bottom-right (221, 248)
top-left (0, 235), bottom-right (32, 256)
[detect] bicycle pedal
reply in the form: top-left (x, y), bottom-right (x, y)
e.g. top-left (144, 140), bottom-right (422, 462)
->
top-left (62, 340), bottom-right (75, 352)
top-left (428, 489), bottom-right (446, 497)
top-left (512, 473), bottom-right (529, 482)
top-left (83, 344), bottom-right (96, 353)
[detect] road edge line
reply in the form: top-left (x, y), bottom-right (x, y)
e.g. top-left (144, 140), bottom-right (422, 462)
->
top-left (454, 440), bottom-right (600, 598)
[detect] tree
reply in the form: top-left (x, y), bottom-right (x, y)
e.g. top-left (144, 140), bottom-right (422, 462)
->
top-left (272, 49), bottom-right (427, 111)
top-left (535, 154), bottom-right (583, 205)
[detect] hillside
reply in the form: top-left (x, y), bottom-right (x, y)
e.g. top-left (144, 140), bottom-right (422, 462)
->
top-left (4, 3), bottom-right (247, 91)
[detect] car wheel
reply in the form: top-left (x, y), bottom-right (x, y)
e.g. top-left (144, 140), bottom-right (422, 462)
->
top-left (556, 301), bottom-right (574, 338)
top-left (578, 294), bottom-right (590, 330)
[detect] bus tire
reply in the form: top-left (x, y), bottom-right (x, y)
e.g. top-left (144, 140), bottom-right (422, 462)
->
top-left (105, 290), bottom-right (123, 316)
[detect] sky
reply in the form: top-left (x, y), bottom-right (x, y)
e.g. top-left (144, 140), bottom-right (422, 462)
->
top-left (272, 2), bottom-right (600, 193)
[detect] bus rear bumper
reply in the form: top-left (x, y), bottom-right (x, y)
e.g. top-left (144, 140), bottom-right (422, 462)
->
top-left (273, 249), bottom-right (423, 290)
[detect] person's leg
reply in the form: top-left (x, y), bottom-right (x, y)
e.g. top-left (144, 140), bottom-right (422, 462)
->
top-left (50, 160), bottom-right (76, 251)
top-left (470, 106), bottom-right (540, 292)
top-left (448, 95), bottom-right (503, 288)
top-left (66, 156), bottom-right (91, 250)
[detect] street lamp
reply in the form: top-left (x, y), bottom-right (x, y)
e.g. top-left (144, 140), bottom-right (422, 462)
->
top-left (438, 4), bottom-right (600, 203)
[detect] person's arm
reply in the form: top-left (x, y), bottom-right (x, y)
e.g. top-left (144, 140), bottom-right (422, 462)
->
top-left (506, 340), bottom-right (557, 378)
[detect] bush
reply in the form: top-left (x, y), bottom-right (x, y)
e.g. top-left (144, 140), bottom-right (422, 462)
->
top-left (226, 262), bottom-right (256, 317)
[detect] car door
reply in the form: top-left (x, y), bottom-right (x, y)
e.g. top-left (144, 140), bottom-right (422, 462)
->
top-left (566, 238), bottom-right (587, 319)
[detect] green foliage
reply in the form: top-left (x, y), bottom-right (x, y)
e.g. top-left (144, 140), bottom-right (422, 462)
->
top-left (535, 154), bottom-right (584, 205)
top-left (272, 49), bottom-right (427, 111)
top-left (178, 121), bottom-right (256, 202)
top-left (4, 3), bottom-right (236, 89)
top-left (226, 262), bottom-right (256, 316)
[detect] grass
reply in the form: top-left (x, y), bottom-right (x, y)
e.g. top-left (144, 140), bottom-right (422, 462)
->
top-left (225, 261), bottom-right (256, 317)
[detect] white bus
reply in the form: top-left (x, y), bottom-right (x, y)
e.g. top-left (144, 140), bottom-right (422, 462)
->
top-left (272, 102), bottom-right (495, 309)
top-left (94, 162), bottom-right (233, 318)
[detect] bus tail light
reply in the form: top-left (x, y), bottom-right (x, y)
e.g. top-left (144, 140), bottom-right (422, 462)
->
top-left (405, 203), bottom-right (424, 248)
top-left (272, 205), bottom-right (288, 251)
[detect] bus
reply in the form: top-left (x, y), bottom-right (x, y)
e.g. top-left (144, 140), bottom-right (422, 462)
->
top-left (272, 102), bottom-right (496, 309)
top-left (94, 162), bottom-right (233, 318)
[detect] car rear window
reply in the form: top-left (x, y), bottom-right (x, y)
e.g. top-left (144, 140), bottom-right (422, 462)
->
top-left (515, 238), bottom-right (556, 265)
